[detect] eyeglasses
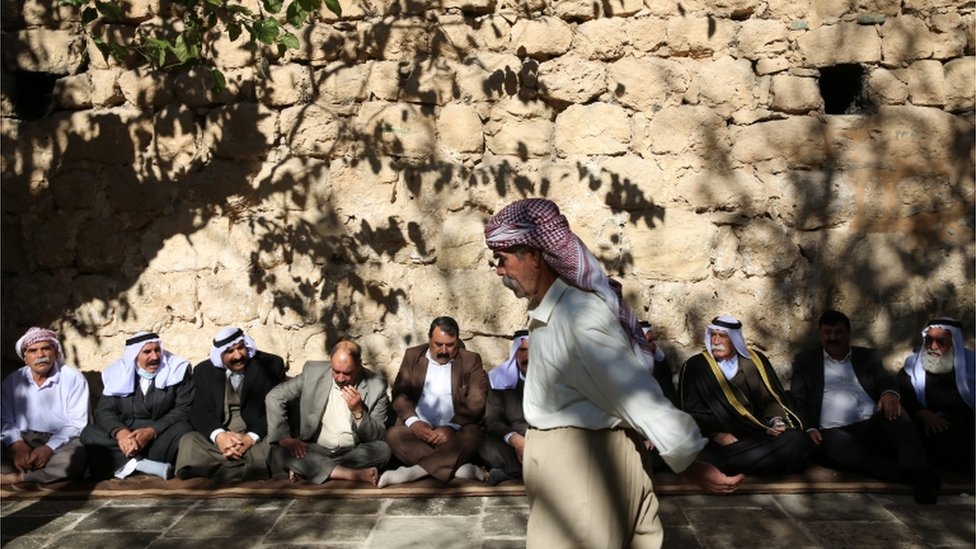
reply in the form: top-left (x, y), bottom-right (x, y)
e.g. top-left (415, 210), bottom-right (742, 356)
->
top-left (923, 335), bottom-right (952, 348)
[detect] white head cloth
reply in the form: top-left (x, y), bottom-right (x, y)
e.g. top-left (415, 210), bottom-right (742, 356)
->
top-left (704, 316), bottom-right (750, 359)
top-left (640, 321), bottom-right (667, 364)
top-left (15, 327), bottom-right (64, 368)
top-left (209, 327), bottom-right (257, 369)
top-left (489, 330), bottom-right (528, 390)
top-left (903, 317), bottom-right (975, 411)
top-left (102, 332), bottom-right (191, 397)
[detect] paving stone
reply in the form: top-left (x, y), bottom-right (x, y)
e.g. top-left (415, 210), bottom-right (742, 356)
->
top-left (657, 498), bottom-right (689, 526)
top-left (368, 516), bottom-right (475, 549)
top-left (482, 505), bottom-right (527, 536)
top-left (102, 498), bottom-right (193, 507)
top-left (773, 493), bottom-right (892, 521)
top-left (669, 493), bottom-right (779, 509)
top-left (384, 496), bottom-right (484, 516)
top-left (194, 498), bottom-right (290, 511)
top-left (0, 535), bottom-right (51, 549)
top-left (662, 525), bottom-right (702, 548)
top-left (803, 520), bottom-right (926, 548)
top-left (482, 495), bottom-right (527, 508)
top-left (48, 532), bottom-right (160, 548)
top-left (268, 513), bottom-right (376, 544)
top-left (881, 499), bottom-right (975, 547)
top-left (481, 540), bottom-right (526, 549)
top-left (683, 507), bottom-right (819, 548)
top-left (4, 499), bottom-right (106, 516)
top-left (288, 497), bottom-right (384, 514)
top-left (3, 512), bottom-right (84, 537)
top-left (72, 506), bottom-right (184, 532)
top-left (163, 509), bottom-right (283, 539)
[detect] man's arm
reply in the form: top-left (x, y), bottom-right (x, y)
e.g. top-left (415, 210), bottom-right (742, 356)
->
top-left (265, 373), bottom-right (304, 443)
top-left (391, 350), bottom-right (421, 423)
top-left (355, 375), bottom-right (390, 443)
top-left (0, 375), bottom-right (23, 449)
top-left (45, 368), bottom-right (89, 451)
top-left (450, 352), bottom-right (489, 426)
top-left (188, 363), bottom-right (224, 438)
top-left (148, 366), bottom-right (194, 434)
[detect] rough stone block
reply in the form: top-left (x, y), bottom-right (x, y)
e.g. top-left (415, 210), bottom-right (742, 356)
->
top-left (695, 56), bottom-right (758, 116)
top-left (632, 106), bottom-right (729, 159)
top-left (770, 75), bottom-right (822, 113)
top-left (51, 107), bottom-right (151, 165)
top-left (437, 213), bottom-right (487, 270)
top-left (258, 64), bottom-right (310, 107)
top-left (609, 57), bottom-right (690, 112)
top-left (53, 74), bottom-right (91, 110)
top-left (89, 69), bottom-right (123, 107)
top-left (555, 103), bottom-right (631, 156)
top-left (630, 208), bottom-right (718, 282)
top-left (281, 104), bottom-right (342, 158)
top-left (510, 16), bottom-right (573, 58)
top-left (944, 57), bottom-right (975, 112)
top-left (364, 60), bottom-right (402, 102)
top-left (356, 101), bottom-right (436, 158)
top-left (797, 22), bottom-right (881, 66)
top-left (153, 103), bottom-right (198, 169)
top-left (574, 18), bottom-right (628, 60)
top-left (455, 53), bottom-right (524, 102)
top-left (118, 68), bottom-right (175, 108)
top-left (730, 117), bottom-right (827, 167)
top-left (362, 18), bottom-right (432, 60)
top-left (437, 103), bottom-right (484, 154)
top-left (628, 17), bottom-right (668, 53)
top-left (737, 218), bottom-right (799, 276)
top-left (906, 60), bottom-right (945, 107)
top-left (666, 15), bottom-right (737, 58)
top-left (2, 29), bottom-right (84, 74)
top-left (537, 56), bottom-right (606, 106)
top-left (881, 16), bottom-right (934, 66)
top-left (442, 0), bottom-right (495, 14)
top-left (552, 0), bottom-right (601, 20)
top-left (485, 117), bottom-right (552, 156)
top-left (435, 13), bottom-right (512, 57)
top-left (865, 67), bottom-right (909, 104)
top-left (204, 103), bottom-right (278, 159)
top-left (400, 57), bottom-right (455, 105)
top-left (737, 19), bottom-right (790, 59)
top-left (315, 62), bottom-right (369, 104)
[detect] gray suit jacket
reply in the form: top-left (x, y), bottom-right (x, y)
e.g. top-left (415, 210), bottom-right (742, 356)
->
top-left (265, 360), bottom-right (389, 446)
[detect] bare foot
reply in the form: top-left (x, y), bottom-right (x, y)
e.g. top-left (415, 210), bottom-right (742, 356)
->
top-left (0, 472), bottom-right (25, 485)
top-left (288, 470), bottom-right (306, 483)
top-left (330, 465), bottom-right (379, 486)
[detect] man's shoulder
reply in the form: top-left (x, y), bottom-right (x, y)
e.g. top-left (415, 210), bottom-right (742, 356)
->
top-left (850, 346), bottom-right (881, 363)
top-left (362, 368), bottom-right (388, 390)
top-left (253, 350), bottom-right (285, 366)
top-left (1, 366), bottom-right (28, 387)
top-left (681, 352), bottom-right (709, 368)
top-left (58, 364), bottom-right (87, 383)
top-left (457, 348), bottom-right (483, 365)
top-left (793, 347), bottom-right (824, 365)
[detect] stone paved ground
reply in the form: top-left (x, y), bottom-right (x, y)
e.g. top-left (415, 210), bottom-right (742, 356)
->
top-left (2, 492), bottom-right (973, 548)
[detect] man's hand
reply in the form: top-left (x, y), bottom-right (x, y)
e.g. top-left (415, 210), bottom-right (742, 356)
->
top-left (9, 441), bottom-right (32, 472)
top-left (429, 426), bottom-right (455, 447)
top-left (131, 427), bottom-right (157, 449)
top-left (216, 432), bottom-right (246, 459)
top-left (508, 433), bottom-right (526, 463)
top-left (27, 445), bottom-right (54, 470)
top-left (807, 428), bottom-right (823, 445)
top-left (115, 428), bottom-right (140, 457)
top-left (278, 438), bottom-right (307, 459)
top-left (917, 410), bottom-right (950, 436)
top-left (877, 393), bottom-right (902, 420)
top-left (409, 421), bottom-right (436, 444)
top-left (340, 386), bottom-right (365, 416)
top-left (711, 432), bottom-right (738, 447)
top-left (765, 417), bottom-right (787, 437)
top-left (682, 461), bottom-right (744, 494)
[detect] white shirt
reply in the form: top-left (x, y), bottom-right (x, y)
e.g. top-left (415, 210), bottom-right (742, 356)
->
top-left (524, 278), bottom-right (706, 472)
top-left (820, 350), bottom-right (877, 429)
top-left (410, 352), bottom-right (457, 429)
top-left (1, 364), bottom-right (89, 451)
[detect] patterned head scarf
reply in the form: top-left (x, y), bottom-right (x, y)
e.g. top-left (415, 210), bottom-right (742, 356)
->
top-left (102, 332), bottom-right (190, 396)
top-left (484, 198), bottom-right (653, 362)
top-left (15, 327), bottom-right (63, 365)
top-left (489, 329), bottom-right (529, 390)
top-left (903, 317), bottom-right (974, 410)
top-left (210, 327), bottom-right (257, 369)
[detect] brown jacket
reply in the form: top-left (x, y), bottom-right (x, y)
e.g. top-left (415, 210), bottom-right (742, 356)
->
top-left (391, 344), bottom-right (488, 427)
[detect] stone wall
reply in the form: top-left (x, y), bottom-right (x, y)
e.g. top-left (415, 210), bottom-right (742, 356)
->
top-left (1, 0), bottom-right (974, 385)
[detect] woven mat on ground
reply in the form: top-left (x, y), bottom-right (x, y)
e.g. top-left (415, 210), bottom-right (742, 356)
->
top-left (2, 465), bottom-right (972, 500)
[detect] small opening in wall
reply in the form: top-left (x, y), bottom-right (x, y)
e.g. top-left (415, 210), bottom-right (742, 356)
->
top-left (818, 64), bottom-right (868, 114)
top-left (7, 71), bottom-right (58, 120)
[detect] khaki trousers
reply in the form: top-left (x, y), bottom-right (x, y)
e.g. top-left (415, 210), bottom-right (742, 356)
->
top-left (524, 427), bottom-right (663, 549)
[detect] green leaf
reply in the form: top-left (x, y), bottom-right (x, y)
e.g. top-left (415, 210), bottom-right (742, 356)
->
top-left (263, 0), bottom-right (284, 12)
top-left (143, 37), bottom-right (171, 67)
top-left (81, 7), bottom-right (98, 25)
top-left (171, 33), bottom-right (190, 63)
top-left (57, 0), bottom-right (88, 7)
top-left (94, 0), bottom-right (124, 21)
top-left (204, 0), bottom-right (222, 5)
top-left (228, 23), bottom-right (242, 41)
top-left (253, 19), bottom-right (279, 45)
top-left (278, 32), bottom-right (300, 50)
top-left (211, 68), bottom-right (227, 92)
top-left (298, 0), bottom-right (320, 10)
top-left (285, 1), bottom-right (309, 27)
top-left (323, 0), bottom-right (341, 17)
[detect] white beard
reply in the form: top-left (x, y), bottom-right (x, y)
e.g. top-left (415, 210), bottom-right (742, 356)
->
top-left (921, 350), bottom-right (955, 374)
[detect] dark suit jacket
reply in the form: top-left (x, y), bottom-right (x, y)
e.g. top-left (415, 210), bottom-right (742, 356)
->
top-left (93, 368), bottom-right (194, 436)
top-left (391, 345), bottom-right (488, 427)
top-left (791, 346), bottom-right (896, 429)
top-left (484, 380), bottom-right (528, 440)
top-left (265, 360), bottom-right (389, 445)
top-left (189, 350), bottom-right (286, 440)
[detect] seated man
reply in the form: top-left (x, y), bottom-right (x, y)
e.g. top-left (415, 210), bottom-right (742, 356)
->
top-left (899, 317), bottom-right (974, 474)
top-left (81, 332), bottom-right (194, 480)
top-left (679, 315), bottom-right (813, 476)
top-left (175, 327), bottom-right (287, 480)
top-left (479, 329), bottom-right (530, 485)
top-left (640, 320), bottom-right (678, 406)
top-left (792, 310), bottom-right (939, 503)
top-left (1, 327), bottom-right (89, 484)
top-left (379, 316), bottom-right (488, 487)
top-left (266, 340), bottom-right (390, 485)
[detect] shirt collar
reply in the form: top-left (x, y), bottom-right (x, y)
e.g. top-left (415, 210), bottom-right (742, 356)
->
top-left (20, 364), bottom-right (60, 389)
top-left (823, 348), bottom-right (852, 365)
top-left (529, 277), bottom-right (570, 327)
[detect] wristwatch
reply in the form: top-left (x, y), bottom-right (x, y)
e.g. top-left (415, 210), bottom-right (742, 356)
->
top-left (353, 411), bottom-right (364, 420)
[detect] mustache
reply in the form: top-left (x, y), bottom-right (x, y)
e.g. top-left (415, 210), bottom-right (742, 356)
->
top-left (926, 348), bottom-right (943, 357)
top-left (712, 343), bottom-right (728, 352)
top-left (436, 352), bottom-right (452, 360)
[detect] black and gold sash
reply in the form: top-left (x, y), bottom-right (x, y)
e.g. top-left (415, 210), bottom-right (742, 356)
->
top-left (702, 350), bottom-right (803, 430)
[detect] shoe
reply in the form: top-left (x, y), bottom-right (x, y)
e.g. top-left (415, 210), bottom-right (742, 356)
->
top-left (912, 468), bottom-right (940, 505)
top-left (486, 468), bottom-right (514, 486)
top-left (114, 458), bottom-right (138, 479)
